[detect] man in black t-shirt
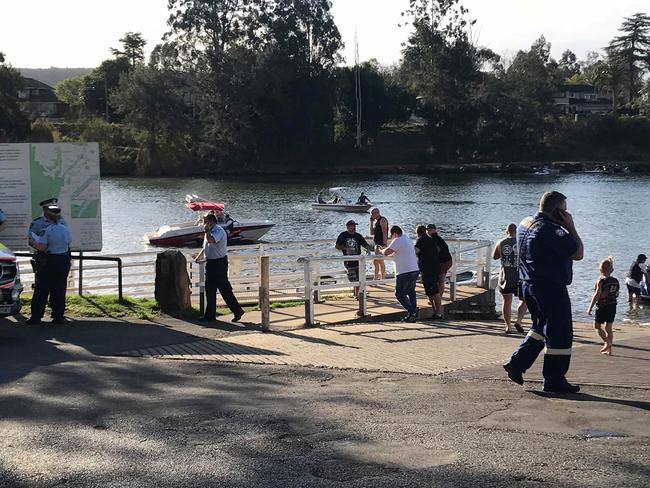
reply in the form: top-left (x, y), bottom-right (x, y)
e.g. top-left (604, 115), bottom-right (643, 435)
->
top-left (415, 225), bottom-right (442, 319)
top-left (336, 220), bottom-right (372, 299)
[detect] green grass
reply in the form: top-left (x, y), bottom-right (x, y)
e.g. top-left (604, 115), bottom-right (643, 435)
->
top-left (20, 294), bottom-right (306, 321)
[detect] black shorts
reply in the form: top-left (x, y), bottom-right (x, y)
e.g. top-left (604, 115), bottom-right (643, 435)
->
top-left (595, 304), bottom-right (616, 324)
top-left (345, 265), bottom-right (359, 283)
top-left (498, 285), bottom-right (517, 295)
top-left (422, 274), bottom-right (439, 296)
top-left (627, 284), bottom-right (641, 296)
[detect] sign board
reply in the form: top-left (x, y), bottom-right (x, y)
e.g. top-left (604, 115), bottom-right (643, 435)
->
top-left (0, 143), bottom-right (102, 251)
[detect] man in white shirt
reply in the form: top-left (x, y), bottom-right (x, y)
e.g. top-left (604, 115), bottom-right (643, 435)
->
top-left (382, 225), bottom-right (420, 322)
top-left (194, 213), bottom-right (244, 322)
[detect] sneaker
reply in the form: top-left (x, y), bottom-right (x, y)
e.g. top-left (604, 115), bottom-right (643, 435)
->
top-left (406, 313), bottom-right (418, 323)
top-left (51, 317), bottom-right (67, 324)
top-left (543, 383), bottom-right (580, 394)
top-left (505, 329), bottom-right (513, 335)
top-left (198, 316), bottom-right (215, 322)
top-left (431, 314), bottom-right (444, 320)
top-left (513, 322), bottom-right (525, 334)
top-left (400, 313), bottom-right (412, 322)
top-left (503, 362), bottom-right (524, 385)
top-left (232, 312), bottom-right (244, 323)
top-left (25, 317), bottom-right (42, 325)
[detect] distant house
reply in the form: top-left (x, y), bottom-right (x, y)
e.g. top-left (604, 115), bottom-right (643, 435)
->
top-left (18, 78), bottom-right (66, 119)
top-left (553, 84), bottom-right (613, 115)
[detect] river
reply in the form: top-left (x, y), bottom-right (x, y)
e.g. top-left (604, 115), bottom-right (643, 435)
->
top-left (101, 173), bottom-right (650, 323)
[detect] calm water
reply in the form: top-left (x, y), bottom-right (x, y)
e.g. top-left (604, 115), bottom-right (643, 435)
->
top-left (101, 173), bottom-right (650, 323)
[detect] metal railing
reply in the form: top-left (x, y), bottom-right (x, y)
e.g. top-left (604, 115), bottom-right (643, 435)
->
top-left (14, 238), bottom-right (494, 329)
top-left (297, 239), bottom-right (494, 327)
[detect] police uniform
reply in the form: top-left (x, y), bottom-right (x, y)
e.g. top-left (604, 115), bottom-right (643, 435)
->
top-left (28, 198), bottom-right (67, 279)
top-left (28, 209), bottom-right (72, 324)
top-left (507, 212), bottom-right (579, 390)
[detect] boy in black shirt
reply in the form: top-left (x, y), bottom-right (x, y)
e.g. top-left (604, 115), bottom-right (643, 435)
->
top-left (336, 220), bottom-right (372, 299)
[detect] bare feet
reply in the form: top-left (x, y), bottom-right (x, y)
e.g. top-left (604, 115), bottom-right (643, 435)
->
top-left (600, 344), bottom-right (612, 355)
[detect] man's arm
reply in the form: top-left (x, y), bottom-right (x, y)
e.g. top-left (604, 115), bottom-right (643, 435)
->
top-left (382, 248), bottom-right (396, 256)
top-left (380, 218), bottom-right (389, 245)
top-left (492, 241), bottom-right (501, 260)
top-left (560, 212), bottom-right (584, 261)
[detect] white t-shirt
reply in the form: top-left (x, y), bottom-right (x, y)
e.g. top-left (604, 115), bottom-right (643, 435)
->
top-left (387, 234), bottom-right (419, 276)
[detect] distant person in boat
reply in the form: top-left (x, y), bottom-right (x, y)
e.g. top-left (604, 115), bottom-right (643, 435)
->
top-left (381, 225), bottom-right (420, 322)
top-left (317, 191), bottom-right (326, 204)
top-left (625, 254), bottom-right (647, 303)
top-left (336, 220), bottom-right (373, 299)
top-left (587, 257), bottom-right (619, 355)
top-left (426, 224), bottom-right (453, 301)
top-left (357, 192), bottom-right (371, 205)
top-left (194, 213), bottom-right (245, 323)
top-left (493, 224), bottom-right (527, 334)
top-left (414, 225), bottom-right (442, 319)
top-left (369, 207), bottom-right (389, 280)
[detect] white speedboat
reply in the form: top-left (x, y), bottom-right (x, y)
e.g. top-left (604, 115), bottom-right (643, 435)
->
top-left (311, 187), bottom-right (373, 213)
top-left (533, 167), bottom-right (560, 176)
top-left (144, 195), bottom-right (274, 247)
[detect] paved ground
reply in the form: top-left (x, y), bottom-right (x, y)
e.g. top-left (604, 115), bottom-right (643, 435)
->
top-left (0, 313), bottom-right (648, 487)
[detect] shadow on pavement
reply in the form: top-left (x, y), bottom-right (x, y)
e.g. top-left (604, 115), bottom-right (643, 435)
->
top-left (530, 391), bottom-right (650, 411)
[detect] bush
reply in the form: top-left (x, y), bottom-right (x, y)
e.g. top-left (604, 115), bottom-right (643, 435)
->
top-left (26, 118), bottom-right (60, 142)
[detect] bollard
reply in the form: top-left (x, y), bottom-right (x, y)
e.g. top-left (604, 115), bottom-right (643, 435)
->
top-left (259, 255), bottom-right (270, 331)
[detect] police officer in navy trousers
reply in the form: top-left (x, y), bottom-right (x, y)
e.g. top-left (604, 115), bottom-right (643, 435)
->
top-left (503, 191), bottom-right (584, 393)
top-left (26, 205), bottom-right (72, 325)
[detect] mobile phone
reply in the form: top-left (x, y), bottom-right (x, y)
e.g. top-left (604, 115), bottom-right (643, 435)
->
top-left (552, 208), bottom-right (567, 221)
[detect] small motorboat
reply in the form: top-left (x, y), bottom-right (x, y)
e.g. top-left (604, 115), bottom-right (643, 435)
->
top-left (311, 187), bottom-right (373, 213)
top-left (144, 195), bottom-right (275, 247)
top-left (533, 167), bottom-right (560, 176)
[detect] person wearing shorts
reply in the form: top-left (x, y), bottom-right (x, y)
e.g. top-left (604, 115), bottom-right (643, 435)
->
top-left (588, 257), bottom-right (620, 355)
top-left (625, 254), bottom-right (647, 302)
top-left (427, 224), bottom-right (452, 300)
top-left (336, 220), bottom-right (372, 299)
top-left (493, 224), bottom-right (527, 334)
top-left (414, 225), bottom-right (442, 319)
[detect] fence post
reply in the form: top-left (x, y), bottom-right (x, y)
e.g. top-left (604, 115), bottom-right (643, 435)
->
top-left (314, 260), bottom-right (322, 303)
top-left (199, 260), bottom-right (205, 315)
top-left (483, 243), bottom-right (492, 290)
top-left (259, 255), bottom-right (270, 332)
top-left (476, 247), bottom-right (485, 288)
top-left (303, 259), bottom-right (315, 326)
top-left (78, 251), bottom-right (83, 296)
top-left (358, 255), bottom-right (367, 317)
top-left (449, 251), bottom-right (458, 301)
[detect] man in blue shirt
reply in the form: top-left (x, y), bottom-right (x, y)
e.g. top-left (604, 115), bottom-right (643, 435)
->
top-left (194, 213), bottom-right (244, 322)
top-left (503, 191), bottom-right (584, 394)
top-left (26, 205), bottom-right (72, 325)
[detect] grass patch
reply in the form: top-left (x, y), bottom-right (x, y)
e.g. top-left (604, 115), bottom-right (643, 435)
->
top-left (21, 294), bottom-right (160, 320)
top-left (20, 295), bottom-right (305, 321)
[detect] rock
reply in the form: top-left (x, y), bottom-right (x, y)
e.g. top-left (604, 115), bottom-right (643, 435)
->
top-left (155, 250), bottom-right (192, 314)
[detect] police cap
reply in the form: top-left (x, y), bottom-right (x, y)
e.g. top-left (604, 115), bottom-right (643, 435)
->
top-left (40, 197), bottom-right (58, 207)
top-left (46, 205), bottom-right (61, 214)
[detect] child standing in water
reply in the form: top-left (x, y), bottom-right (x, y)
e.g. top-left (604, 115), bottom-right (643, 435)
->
top-left (587, 257), bottom-right (620, 355)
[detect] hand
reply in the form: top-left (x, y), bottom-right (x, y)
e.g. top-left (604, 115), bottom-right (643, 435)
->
top-left (587, 308), bottom-right (592, 316)
top-left (560, 211), bottom-right (576, 232)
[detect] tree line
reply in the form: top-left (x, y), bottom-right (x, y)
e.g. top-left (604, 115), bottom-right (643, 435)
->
top-left (1, 0), bottom-right (650, 175)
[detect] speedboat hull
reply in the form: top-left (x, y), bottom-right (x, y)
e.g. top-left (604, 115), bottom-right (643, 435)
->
top-left (311, 203), bottom-right (372, 213)
top-left (144, 220), bottom-right (275, 247)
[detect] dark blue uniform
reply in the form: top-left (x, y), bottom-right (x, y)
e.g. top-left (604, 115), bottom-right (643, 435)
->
top-left (29, 221), bottom-right (72, 323)
top-left (508, 212), bottom-right (578, 389)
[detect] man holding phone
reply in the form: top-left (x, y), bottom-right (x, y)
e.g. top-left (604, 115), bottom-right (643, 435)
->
top-left (194, 213), bottom-right (244, 322)
top-left (503, 191), bottom-right (584, 394)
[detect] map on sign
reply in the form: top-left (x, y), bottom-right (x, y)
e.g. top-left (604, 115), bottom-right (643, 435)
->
top-left (0, 143), bottom-right (102, 251)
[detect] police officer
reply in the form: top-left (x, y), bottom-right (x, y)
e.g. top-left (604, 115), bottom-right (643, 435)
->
top-left (503, 191), bottom-right (584, 394)
top-left (28, 198), bottom-right (67, 275)
top-left (26, 205), bottom-right (72, 325)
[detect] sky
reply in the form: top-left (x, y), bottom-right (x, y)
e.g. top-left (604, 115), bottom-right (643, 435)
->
top-left (1, 0), bottom-right (648, 68)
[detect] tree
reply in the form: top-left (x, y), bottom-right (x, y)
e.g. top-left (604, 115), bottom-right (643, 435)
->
top-left (607, 12), bottom-right (650, 103)
top-left (82, 57), bottom-right (131, 121)
top-left (558, 50), bottom-right (581, 80)
top-left (111, 64), bottom-right (190, 175)
top-left (111, 32), bottom-right (147, 68)
top-left (0, 52), bottom-right (29, 141)
top-left (55, 75), bottom-right (86, 118)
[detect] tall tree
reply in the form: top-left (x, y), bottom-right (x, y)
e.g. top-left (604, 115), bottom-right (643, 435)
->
top-left (0, 52), bottom-right (30, 141)
top-left (82, 57), bottom-right (131, 121)
top-left (55, 75), bottom-right (86, 118)
top-left (607, 12), bottom-right (650, 102)
top-left (558, 49), bottom-right (581, 80)
top-left (111, 32), bottom-right (147, 68)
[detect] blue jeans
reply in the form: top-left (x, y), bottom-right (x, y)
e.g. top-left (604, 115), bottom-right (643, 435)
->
top-left (395, 271), bottom-right (419, 315)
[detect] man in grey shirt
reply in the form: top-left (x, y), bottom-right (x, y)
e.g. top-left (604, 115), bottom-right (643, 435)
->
top-left (195, 213), bottom-right (244, 322)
